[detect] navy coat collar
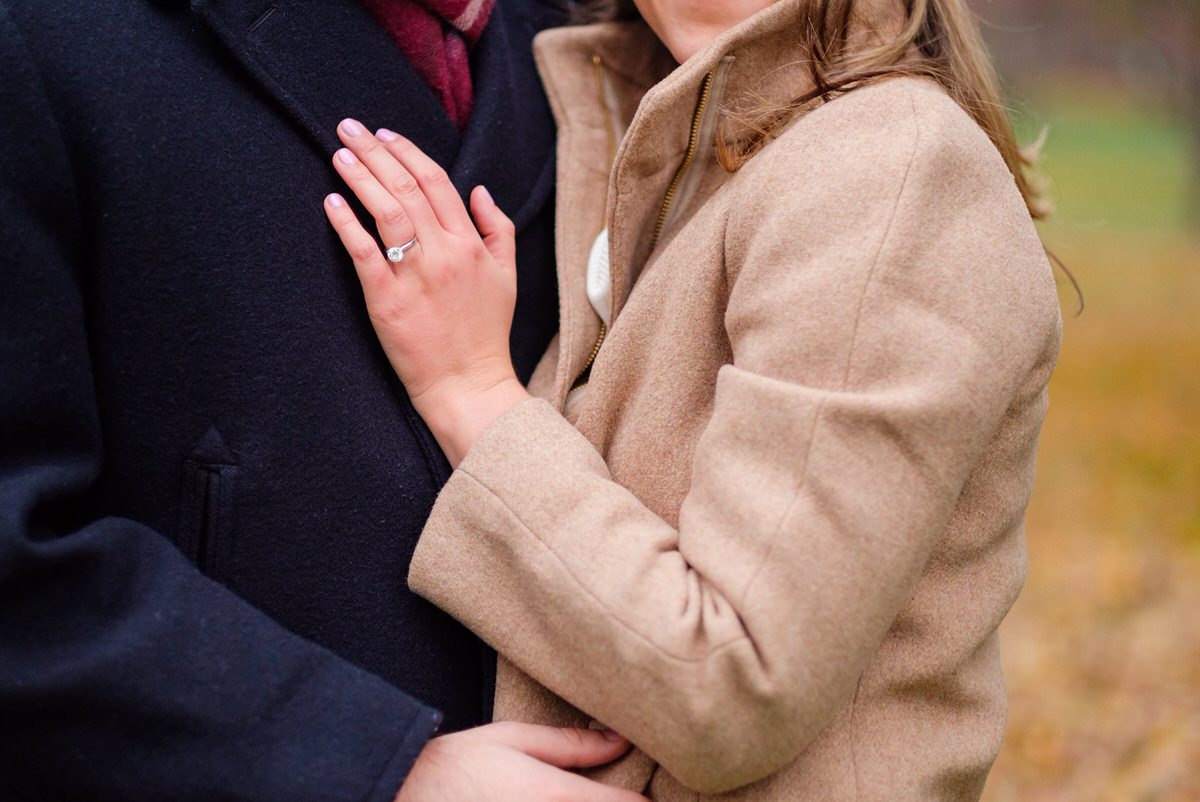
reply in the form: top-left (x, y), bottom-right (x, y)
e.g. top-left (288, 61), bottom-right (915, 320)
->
top-left (189, 0), bottom-right (558, 228)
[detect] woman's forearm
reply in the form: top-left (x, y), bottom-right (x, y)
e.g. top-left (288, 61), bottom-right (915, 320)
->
top-left (414, 375), bottom-right (531, 468)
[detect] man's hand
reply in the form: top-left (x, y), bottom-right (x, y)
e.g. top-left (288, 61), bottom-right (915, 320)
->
top-left (395, 722), bottom-right (649, 801)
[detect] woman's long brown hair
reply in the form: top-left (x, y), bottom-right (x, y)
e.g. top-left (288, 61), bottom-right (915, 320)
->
top-left (573, 0), bottom-right (1051, 221)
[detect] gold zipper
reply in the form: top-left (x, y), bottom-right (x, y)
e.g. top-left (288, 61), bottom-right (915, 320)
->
top-left (651, 69), bottom-right (716, 251)
top-left (571, 67), bottom-right (716, 391)
top-left (572, 319), bottom-right (608, 390)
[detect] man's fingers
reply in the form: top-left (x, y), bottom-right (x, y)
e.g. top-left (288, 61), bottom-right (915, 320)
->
top-left (323, 193), bottom-right (389, 289)
top-left (376, 127), bottom-right (476, 236)
top-left (483, 722), bottom-right (633, 769)
top-left (470, 185), bottom-right (516, 269)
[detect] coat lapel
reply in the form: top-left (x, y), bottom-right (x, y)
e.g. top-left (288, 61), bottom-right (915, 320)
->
top-left (191, 0), bottom-right (560, 226)
top-left (191, 0), bottom-right (462, 165)
top-left (448, 0), bottom-right (558, 230)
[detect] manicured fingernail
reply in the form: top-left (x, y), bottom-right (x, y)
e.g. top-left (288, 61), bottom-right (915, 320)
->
top-left (336, 148), bottom-right (357, 165)
top-left (600, 729), bottom-right (624, 742)
top-left (326, 193), bottom-right (345, 208)
top-left (376, 128), bottom-right (398, 142)
top-left (340, 118), bottom-right (365, 137)
top-left (478, 185), bottom-right (494, 205)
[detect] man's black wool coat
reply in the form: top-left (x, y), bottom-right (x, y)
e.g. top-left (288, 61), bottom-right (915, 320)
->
top-left (0, 0), bottom-right (562, 799)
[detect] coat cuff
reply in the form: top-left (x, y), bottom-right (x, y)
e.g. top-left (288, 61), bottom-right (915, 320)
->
top-left (460, 397), bottom-right (594, 474)
top-left (365, 704), bottom-right (442, 802)
top-left (408, 397), bottom-right (595, 613)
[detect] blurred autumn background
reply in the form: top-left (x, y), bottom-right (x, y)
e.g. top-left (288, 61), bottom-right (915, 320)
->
top-left (970, 1), bottom-right (1200, 800)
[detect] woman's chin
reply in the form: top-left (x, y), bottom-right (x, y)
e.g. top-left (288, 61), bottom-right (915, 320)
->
top-left (659, 31), bottom-right (714, 64)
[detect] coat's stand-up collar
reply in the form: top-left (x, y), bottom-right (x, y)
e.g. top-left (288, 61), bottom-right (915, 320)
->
top-left (532, 0), bottom-right (907, 406)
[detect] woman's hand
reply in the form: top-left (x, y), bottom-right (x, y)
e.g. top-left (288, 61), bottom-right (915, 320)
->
top-left (324, 118), bottom-right (530, 466)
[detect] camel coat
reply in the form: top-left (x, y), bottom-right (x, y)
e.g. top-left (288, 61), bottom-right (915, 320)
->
top-left (408, 1), bottom-right (1062, 798)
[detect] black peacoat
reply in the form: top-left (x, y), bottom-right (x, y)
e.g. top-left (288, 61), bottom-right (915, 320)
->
top-left (0, 0), bottom-right (563, 799)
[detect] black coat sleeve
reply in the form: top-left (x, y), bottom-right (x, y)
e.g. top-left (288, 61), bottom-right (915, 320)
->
top-left (0, 8), bottom-right (439, 801)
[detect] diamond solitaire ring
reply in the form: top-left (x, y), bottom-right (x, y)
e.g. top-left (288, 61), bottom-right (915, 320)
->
top-left (386, 236), bottom-right (418, 264)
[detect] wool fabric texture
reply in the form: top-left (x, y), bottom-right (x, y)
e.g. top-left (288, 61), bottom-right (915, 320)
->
top-left (408, 0), bottom-right (1063, 799)
top-left (0, 0), bottom-right (561, 798)
top-left (360, 0), bottom-right (496, 128)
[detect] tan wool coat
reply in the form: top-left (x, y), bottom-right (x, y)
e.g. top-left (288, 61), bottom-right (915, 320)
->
top-left (408, 1), bottom-right (1063, 799)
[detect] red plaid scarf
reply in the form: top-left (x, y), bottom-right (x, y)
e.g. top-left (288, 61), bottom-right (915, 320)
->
top-left (360, 0), bottom-right (497, 129)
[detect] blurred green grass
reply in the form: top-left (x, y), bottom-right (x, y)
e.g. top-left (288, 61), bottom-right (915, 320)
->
top-left (983, 79), bottom-right (1200, 802)
top-left (1015, 81), bottom-right (1196, 233)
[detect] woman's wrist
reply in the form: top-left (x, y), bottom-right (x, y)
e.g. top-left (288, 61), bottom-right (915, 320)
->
top-left (412, 374), bottom-right (531, 468)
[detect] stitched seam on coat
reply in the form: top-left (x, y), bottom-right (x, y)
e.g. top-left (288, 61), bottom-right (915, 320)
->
top-left (456, 468), bottom-right (752, 664)
top-left (850, 676), bottom-right (865, 802)
top-left (734, 84), bottom-right (924, 610)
